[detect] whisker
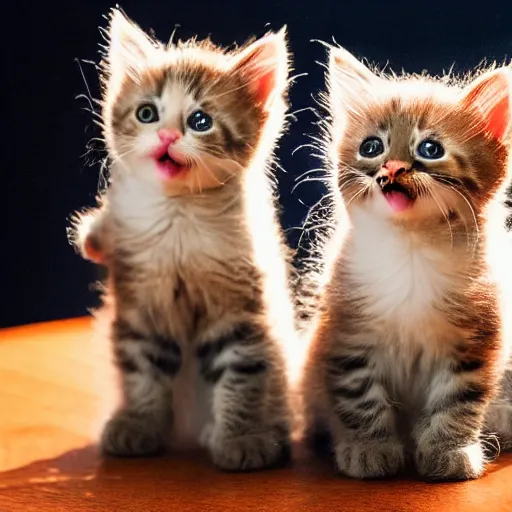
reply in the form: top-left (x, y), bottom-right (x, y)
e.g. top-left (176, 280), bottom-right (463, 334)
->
top-left (345, 182), bottom-right (371, 208)
top-left (296, 192), bottom-right (336, 250)
top-left (292, 143), bottom-right (318, 156)
top-left (431, 176), bottom-right (480, 253)
top-left (110, 146), bottom-right (139, 165)
top-left (293, 167), bottom-right (326, 183)
top-left (292, 177), bottom-right (330, 194)
top-left (287, 106), bottom-right (316, 122)
top-left (418, 175), bottom-right (454, 250)
top-left (195, 154), bottom-right (226, 188)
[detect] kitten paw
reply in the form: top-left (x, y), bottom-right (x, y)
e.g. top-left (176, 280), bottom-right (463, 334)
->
top-left (415, 442), bottom-right (485, 481)
top-left (486, 402), bottom-right (512, 451)
top-left (208, 427), bottom-right (290, 471)
top-left (83, 233), bottom-right (105, 264)
top-left (335, 439), bottom-right (405, 479)
top-left (101, 412), bottom-right (166, 457)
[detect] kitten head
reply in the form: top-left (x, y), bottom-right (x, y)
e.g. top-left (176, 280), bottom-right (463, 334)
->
top-left (101, 9), bottom-right (289, 196)
top-left (326, 46), bottom-right (512, 223)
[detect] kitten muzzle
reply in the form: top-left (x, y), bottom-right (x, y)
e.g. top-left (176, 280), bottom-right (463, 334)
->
top-left (380, 182), bottom-right (414, 212)
top-left (376, 161), bottom-right (415, 212)
top-left (153, 144), bottom-right (188, 179)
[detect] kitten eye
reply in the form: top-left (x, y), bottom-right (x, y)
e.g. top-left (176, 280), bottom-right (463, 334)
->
top-left (416, 139), bottom-right (445, 160)
top-left (136, 103), bottom-right (159, 124)
top-left (187, 110), bottom-right (213, 133)
top-left (359, 137), bottom-right (384, 158)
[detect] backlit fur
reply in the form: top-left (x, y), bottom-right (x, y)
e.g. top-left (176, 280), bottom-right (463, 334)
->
top-left (71, 9), bottom-right (296, 471)
top-left (303, 46), bottom-right (512, 481)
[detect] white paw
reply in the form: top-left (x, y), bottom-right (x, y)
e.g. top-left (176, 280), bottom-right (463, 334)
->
top-left (335, 439), bottom-right (405, 479)
top-left (416, 441), bottom-right (485, 481)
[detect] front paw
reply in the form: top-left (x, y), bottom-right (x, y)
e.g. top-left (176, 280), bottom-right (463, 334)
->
top-left (486, 402), bottom-right (512, 451)
top-left (101, 412), bottom-right (167, 457)
top-left (415, 442), bottom-right (485, 481)
top-left (335, 439), bottom-right (405, 479)
top-left (83, 233), bottom-right (105, 264)
top-left (208, 427), bottom-right (290, 471)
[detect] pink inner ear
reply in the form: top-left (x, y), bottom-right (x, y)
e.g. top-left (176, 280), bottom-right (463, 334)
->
top-left (465, 73), bottom-right (510, 141)
top-left (235, 39), bottom-right (282, 108)
top-left (253, 66), bottom-right (277, 105)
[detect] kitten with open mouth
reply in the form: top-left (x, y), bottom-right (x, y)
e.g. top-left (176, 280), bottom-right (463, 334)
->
top-left (70, 8), bottom-right (296, 472)
top-left (152, 135), bottom-right (189, 179)
top-left (303, 45), bottom-right (512, 482)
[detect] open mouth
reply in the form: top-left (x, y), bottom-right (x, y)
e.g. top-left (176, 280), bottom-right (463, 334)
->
top-left (153, 146), bottom-right (188, 179)
top-left (381, 182), bottom-right (415, 212)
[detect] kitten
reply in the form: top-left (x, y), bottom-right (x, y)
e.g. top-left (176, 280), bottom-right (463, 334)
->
top-left (71, 9), bottom-right (296, 471)
top-left (303, 46), bottom-right (512, 481)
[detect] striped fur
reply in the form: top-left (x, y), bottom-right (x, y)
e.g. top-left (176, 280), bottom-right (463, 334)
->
top-left (71, 9), bottom-right (296, 471)
top-left (303, 46), bottom-right (512, 481)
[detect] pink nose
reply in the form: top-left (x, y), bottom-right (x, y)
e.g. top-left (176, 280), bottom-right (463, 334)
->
top-left (158, 128), bottom-right (182, 145)
top-left (382, 160), bottom-right (411, 178)
top-left (376, 160), bottom-right (412, 188)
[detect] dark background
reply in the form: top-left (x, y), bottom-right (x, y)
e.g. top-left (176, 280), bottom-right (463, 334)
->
top-left (3, 1), bottom-right (511, 327)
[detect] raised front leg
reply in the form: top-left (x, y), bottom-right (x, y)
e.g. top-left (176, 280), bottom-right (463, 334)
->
top-left (101, 319), bottom-right (182, 457)
top-left (413, 360), bottom-right (496, 481)
top-left (325, 346), bottom-right (405, 479)
top-left (69, 206), bottom-right (109, 264)
top-left (196, 321), bottom-right (291, 471)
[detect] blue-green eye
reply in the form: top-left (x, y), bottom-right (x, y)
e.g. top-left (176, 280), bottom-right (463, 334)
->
top-left (417, 139), bottom-right (445, 159)
top-left (187, 110), bottom-right (213, 132)
top-left (136, 103), bottom-right (159, 123)
top-left (359, 137), bottom-right (384, 158)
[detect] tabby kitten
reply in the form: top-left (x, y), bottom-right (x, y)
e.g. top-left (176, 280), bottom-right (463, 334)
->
top-left (72, 9), bottom-right (296, 471)
top-left (303, 46), bottom-right (512, 481)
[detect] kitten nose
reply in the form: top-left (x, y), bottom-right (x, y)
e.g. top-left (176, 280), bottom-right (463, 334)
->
top-left (158, 128), bottom-right (182, 145)
top-left (376, 160), bottom-right (412, 187)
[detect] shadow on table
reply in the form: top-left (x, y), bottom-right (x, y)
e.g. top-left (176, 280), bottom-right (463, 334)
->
top-left (0, 444), bottom-right (511, 512)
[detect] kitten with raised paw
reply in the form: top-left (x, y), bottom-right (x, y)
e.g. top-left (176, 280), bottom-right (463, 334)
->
top-left (70, 9), bottom-right (296, 471)
top-left (303, 46), bottom-right (512, 481)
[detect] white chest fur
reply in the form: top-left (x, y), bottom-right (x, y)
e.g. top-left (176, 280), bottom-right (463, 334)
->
top-left (106, 176), bottom-right (247, 446)
top-left (345, 206), bottom-right (456, 341)
top-left (108, 175), bottom-right (236, 267)
top-left (106, 175), bottom-right (251, 340)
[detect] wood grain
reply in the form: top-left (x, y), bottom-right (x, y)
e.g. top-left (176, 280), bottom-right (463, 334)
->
top-left (1, 318), bottom-right (511, 511)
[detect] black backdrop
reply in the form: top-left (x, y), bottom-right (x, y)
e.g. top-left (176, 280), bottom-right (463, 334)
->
top-left (3, 1), bottom-right (511, 327)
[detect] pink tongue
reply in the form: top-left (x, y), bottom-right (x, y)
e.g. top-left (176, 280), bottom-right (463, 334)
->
top-left (385, 190), bottom-right (412, 212)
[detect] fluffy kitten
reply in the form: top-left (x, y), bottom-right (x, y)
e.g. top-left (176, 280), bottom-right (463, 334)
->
top-left (303, 46), bottom-right (512, 481)
top-left (71, 9), bottom-right (296, 471)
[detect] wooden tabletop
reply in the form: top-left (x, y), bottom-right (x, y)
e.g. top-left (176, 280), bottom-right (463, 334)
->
top-left (1, 318), bottom-right (511, 511)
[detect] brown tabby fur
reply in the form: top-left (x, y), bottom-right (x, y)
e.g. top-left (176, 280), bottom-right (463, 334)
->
top-left (303, 46), bottom-right (512, 481)
top-left (71, 9), bottom-right (297, 471)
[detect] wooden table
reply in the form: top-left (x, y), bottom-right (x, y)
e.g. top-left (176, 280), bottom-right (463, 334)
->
top-left (1, 318), bottom-right (511, 511)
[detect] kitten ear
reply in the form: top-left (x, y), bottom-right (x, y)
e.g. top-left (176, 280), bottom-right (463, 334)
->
top-left (461, 67), bottom-right (512, 142)
top-left (328, 46), bottom-right (381, 103)
top-left (231, 28), bottom-right (289, 110)
top-left (105, 8), bottom-right (156, 82)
